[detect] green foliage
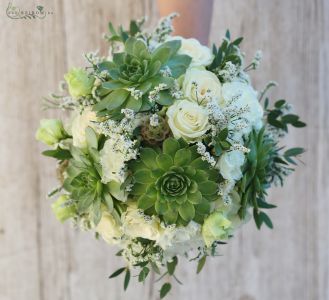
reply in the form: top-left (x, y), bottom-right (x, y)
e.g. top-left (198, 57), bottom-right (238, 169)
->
top-left (129, 138), bottom-right (220, 225)
top-left (207, 30), bottom-right (243, 80)
top-left (138, 267), bottom-right (150, 282)
top-left (212, 127), bottom-right (232, 156)
top-left (62, 127), bottom-right (115, 225)
top-left (196, 255), bottom-right (207, 274)
top-left (42, 148), bottom-right (72, 160)
top-left (266, 99), bottom-right (306, 131)
top-left (109, 267), bottom-right (126, 278)
top-left (124, 269), bottom-right (131, 291)
top-left (94, 38), bottom-right (191, 117)
top-left (107, 19), bottom-right (145, 43)
top-left (237, 127), bottom-right (305, 229)
top-left (167, 256), bottom-right (178, 275)
top-left (160, 283), bottom-right (172, 299)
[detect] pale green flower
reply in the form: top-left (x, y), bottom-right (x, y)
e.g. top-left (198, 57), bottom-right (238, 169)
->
top-left (35, 119), bottom-right (67, 146)
top-left (202, 211), bottom-right (232, 247)
top-left (64, 68), bottom-right (95, 99)
top-left (51, 195), bottom-right (76, 223)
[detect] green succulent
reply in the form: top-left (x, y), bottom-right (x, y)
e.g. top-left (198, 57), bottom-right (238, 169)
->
top-left (62, 127), bottom-right (116, 225)
top-left (129, 138), bottom-right (220, 225)
top-left (93, 37), bottom-right (191, 117)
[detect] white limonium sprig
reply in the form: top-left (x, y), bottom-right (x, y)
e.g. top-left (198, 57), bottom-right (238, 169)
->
top-left (230, 143), bottom-right (250, 153)
top-left (160, 66), bottom-right (172, 77)
top-left (170, 79), bottom-right (183, 99)
top-left (126, 87), bottom-right (143, 100)
top-left (218, 61), bottom-right (239, 82)
top-left (148, 83), bottom-right (168, 103)
top-left (196, 142), bottom-right (216, 167)
top-left (150, 113), bottom-right (160, 127)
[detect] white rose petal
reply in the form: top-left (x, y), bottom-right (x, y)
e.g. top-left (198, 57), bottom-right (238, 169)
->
top-left (218, 150), bottom-right (245, 181)
top-left (157, 221), bottom-right (203, 260)
top-left (221, 81), bottom-right (264, 135)
top-left (100, 138), bottom-right (127, 184)
top-left (183, 67), bottom-right (222, 105)
top-left (166, 99), bottom-right (210, 142)
top-left (71, 108), bottom-right (98, 148)
top-left (121, 205), bottom-right (161, 241)
top-left (96, 211), bottom-right (122, 245)
top-left (168, 36), bottom-right (214, 67)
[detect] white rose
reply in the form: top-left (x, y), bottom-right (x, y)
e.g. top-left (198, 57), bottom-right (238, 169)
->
top-left (168, 36), bottom-right (214, 67)
top-left (71, 107), bottom-right (98, 148)
top-left (121, 205), bottom-right (160, 241)
top-left (100, 137), bottom-right (128, 184)
top-left (166, 99), bottom-right (210, 142)
top-left (157, 221), bottom-right (203, 260)
top-left (218, 150), bottom-right (245, 181)
top-left (221, 81), bottom-right (264, 135)
top-left (182, 67), bottom-right (222, 105)
top-left (96, 211), bottom-right (122, 245)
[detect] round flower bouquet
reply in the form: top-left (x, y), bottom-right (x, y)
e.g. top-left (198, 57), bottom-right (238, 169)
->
top-left (36, 14), bottom-right (306, 298)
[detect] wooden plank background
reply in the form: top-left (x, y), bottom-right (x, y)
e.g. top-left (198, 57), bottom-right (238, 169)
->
top-left (0, 0), bottom-right (328, 299)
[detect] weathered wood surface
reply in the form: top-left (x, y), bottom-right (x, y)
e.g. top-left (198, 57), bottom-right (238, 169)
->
top-left (0, 1), bottom-right (328, 299)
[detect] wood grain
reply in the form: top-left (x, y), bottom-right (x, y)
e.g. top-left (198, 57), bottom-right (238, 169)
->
top-left (0, 0), bottom-right (327, 299)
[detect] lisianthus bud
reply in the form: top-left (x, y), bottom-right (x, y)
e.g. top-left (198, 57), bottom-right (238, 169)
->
top-left (202, 211), bottom-right (232, 247)
top-left (35, 119), bottom-right (67, 146)
top-left (51, 195), bottom-right (76, 223)
top-left (64, 68), bottom-right (95, 99)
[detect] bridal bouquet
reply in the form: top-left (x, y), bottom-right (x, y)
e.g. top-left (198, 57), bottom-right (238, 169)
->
top-left (36, 14), bottom-right (306, 298)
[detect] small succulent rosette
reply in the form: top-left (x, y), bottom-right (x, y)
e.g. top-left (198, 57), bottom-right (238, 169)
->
top-left (36, 13), bottom-right (306, 298)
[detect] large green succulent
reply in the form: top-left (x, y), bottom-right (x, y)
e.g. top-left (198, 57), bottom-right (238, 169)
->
top-left (129, 138), bottom-right (220, 225)
top-left (62, 127), bottom-right (117, 225)
top-left (93, 37), bottom-right (191, 117)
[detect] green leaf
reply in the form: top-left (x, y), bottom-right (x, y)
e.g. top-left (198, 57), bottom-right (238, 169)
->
top-left (198, 181), bottom-right (218, 195)
top-left (188, 191), bottom-right (202, 204)
top-left (167, 256), bottom-right (178, 275)
top-left (225, 29), bottom-right (231, 40)
top-left (275, 99), bottom-right (286, 108)
top-left (109, 267), bottom-right (126, 278)
top-left (106, 89), bottom-right (130, 111)
top-left (174, 148), bottom-right (191, 166)
top-left (178, 201), bottom-right (195, 221)
top-left (134, 169), bottom-right (154, 184)
top-left (260, 211), bottom-right (273, 229)
top-left (85, 127), bottom-right (98, 149)
top-left (152, 47), bottom-right (171, 65)
top-left (140, 148), bottom-right (158, 170)
top-left (284, 147), bottom-right (305, 157)
top-left (156, 154), bottom-right (173, 170)
top-left (163, 138), bottom-right (180, 158)
top-left (218, 128), bottom-right (228, 140)
top-left (103, 192), bottom-right (114, 211)
top-left (293, 121), bottom-right (306, 128)
top-left (197, 256), bottom-right (207, 274)
top-left (138, 194), bottom-right (156, 210)
top-left (253, 209), bottom-right (263, 229)
top-left (138, 267), bottom-right (150, 282)
top-left (160, 283), bottom-right (171, 299)
top-left (124, 269), bottom-right (131, 291)
top-left (42, 148), bottom-right (72, 160)
top-left (257, 198), bottom-right (277, 209)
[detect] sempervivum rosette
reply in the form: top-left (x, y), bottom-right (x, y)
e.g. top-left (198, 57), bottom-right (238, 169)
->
top-left (36, 13), bottom-right (306, 298)
top-left (130, 138), bottom-right (219, 224)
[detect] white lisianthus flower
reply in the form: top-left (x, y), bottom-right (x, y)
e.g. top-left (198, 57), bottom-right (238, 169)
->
top-left (183, 67), bottom-right (222, 105)
top-left (121, 205), bottom-right (161, 241)
top-left (221, 81), bottom-right (264, 135)
top-left (168, 36), bottom-right (214, 67)
top-left (215, 189), bottom-right (252, 231)
top-left (166, 99), bottom-right (210, 142)
top-left (96, 211), bottom-right (122, 245)
top-left (218, 150), bottom-right (245, 181)
top-left (157, 221), bottom-right (203, 260)
top-left (71, 107), bottom-right (98, 148)
top-left (202, 211), bottom-right (232, 247)
top-left (100, 139), bottom-right (127, 183)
